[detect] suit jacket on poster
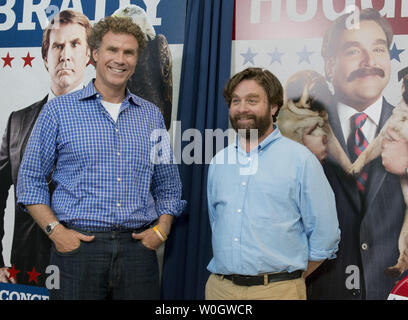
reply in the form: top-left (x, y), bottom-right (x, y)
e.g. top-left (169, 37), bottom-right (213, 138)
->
top-left (306, 98), bottom-right (408, 300)
top-left (0, 96), bottom-right (51, 287)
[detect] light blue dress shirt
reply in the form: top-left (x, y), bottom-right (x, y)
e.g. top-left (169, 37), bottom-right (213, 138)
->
top-left (207, 127), bottom-right (340, 275)
top-left (17, 80), bottom-right (185, 229)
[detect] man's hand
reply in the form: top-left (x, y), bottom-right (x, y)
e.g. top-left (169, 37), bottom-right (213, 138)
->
top-left (382, 128), bottom-right (408, 176)
top-left (49, 224), bottom-right (94, 253)
top-left (0, 267), bottom-right (15, 284)
top-left (302, 126), bottom-right (328, 162)
top-left (132, 228), bottom-right (164, 250)
top-left (132, 214), bottom-right (173, 250)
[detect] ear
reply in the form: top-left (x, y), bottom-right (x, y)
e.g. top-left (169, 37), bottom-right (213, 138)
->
top-left (270, 104), bottom-right (279, 116)
top-left (325, 58), bottom-right (336, 83)
top-left (92, 48), bottom-right (99, 64)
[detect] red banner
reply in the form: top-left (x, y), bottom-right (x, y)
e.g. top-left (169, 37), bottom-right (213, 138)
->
top-left (235, 0), bottom-right (408, 40)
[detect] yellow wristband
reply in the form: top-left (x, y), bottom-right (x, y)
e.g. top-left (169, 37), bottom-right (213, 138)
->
top-left (153, 226), bottom-right (166, 242)
top-left (154, 225), bottom-right (168, 241)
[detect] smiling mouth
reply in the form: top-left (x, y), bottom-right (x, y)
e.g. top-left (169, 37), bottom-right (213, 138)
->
top-left (237, 118), bottom-right (254, 123)
top-left (108, 66), bottom-right (127, 74)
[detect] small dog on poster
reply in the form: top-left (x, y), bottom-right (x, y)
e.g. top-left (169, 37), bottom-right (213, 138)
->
top-left (349, 75), bottom-right (408, 278)
top-left (276, 70), bottom-right (352, 172)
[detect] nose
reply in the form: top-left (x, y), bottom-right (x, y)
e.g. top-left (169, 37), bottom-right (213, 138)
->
top-left (233, 102), bottom-right (252, 117)
top-left (60, 45), bottom-right (72, 62)
top-left (360, 49), bottom-right (375, 68)
top-left (114, 51), bottom-right (125, 64)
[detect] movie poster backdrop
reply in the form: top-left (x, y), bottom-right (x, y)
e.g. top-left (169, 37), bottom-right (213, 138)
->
top-left (0, 0), bottom-right (185, 296)
top-left (232, 0), bottom-right (408, 299)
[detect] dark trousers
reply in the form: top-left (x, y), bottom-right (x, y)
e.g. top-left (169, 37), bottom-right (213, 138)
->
top-left (49, 228), bottom-right (160, 300)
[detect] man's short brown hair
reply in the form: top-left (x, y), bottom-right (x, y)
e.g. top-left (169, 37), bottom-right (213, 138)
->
top-left (321, 8), bottom-right (393, 62)
top-left (41, 10), bottom-right (92, 62)
top-left (223, 68), bottom-right (283, 121)
top-left (89, 16), bottom-right (147, 65)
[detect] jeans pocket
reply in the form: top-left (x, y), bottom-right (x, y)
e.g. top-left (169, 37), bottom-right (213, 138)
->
top-left (52, 241), bottom-right (82, 256)
top-left (133, 238), bottom-right (156, 252)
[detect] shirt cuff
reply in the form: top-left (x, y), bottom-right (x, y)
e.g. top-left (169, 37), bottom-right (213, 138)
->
top-left (309, 246), bottom-right (339, 261)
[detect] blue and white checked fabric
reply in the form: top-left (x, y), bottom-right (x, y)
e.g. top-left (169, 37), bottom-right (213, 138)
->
top-left (17, 80), bottom-right (185, 229)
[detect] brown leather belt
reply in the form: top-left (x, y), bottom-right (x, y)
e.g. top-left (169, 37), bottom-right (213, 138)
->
top-left (219, 270), bottom-right (303, 286)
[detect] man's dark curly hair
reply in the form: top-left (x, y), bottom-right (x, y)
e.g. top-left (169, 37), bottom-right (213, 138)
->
top-left (89, 16), bottom-right (147, 65)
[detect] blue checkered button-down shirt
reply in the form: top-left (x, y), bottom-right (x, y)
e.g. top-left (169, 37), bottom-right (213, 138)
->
top-left (17, 80), bottom-right (185, 229)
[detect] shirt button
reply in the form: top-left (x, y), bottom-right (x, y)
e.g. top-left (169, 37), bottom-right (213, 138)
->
top-left (237, 209), bottom-right (241, 213)
top-left (241, 182), bottom-right (246, 186)
top-left (117, 152), bottom-right (121, 156)
top-left (116, 203), bottom-right (121, 207)
top-left (117, 177), bottom-right (121, 182)
top-left (234, 238), bottom-right (239, 242)
top-left (115, 128), bottom-right (119, 132)
top-left (361, 243), bottom-right (368, 250)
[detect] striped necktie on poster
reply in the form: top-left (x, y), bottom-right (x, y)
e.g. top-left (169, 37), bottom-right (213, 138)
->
top-left (347, 112), bottom-right (369, 193)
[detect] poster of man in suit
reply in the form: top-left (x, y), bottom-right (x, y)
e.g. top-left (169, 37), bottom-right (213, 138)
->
top-left (233, 0), bottom-right (408, 299)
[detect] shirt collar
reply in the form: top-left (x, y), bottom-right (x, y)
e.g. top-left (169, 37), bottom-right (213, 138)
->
top-left (79, 79), bottom-right (144, 107)
top-left (48, 83), bottom-right (84, 102)
top-left (235, 125), bottom-right (282, 154)
top-left (336, 96), bottom-right (383, 127)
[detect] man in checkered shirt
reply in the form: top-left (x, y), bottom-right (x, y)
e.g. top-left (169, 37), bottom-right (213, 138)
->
top-left (17, 16), bottom-right (185, 300)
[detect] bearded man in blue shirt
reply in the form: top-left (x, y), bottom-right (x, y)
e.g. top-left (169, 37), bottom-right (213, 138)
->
top-left (205, 68), bottom-right (340, 300)
top-left (16, 16), bottom-right (185, 300)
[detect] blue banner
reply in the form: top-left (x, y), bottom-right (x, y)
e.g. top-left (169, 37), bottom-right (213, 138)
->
top-left (0, 0), bottom-right (186, 47)
top-left (0, 283), bottom-right (49, 300)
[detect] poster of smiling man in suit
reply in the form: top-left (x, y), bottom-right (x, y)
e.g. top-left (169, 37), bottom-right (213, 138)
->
top-left (233, 1), bottom-right (408, 300)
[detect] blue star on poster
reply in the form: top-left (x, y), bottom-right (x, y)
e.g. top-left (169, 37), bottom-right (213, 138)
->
top-left (240, 48), bottom-right (257, 65)
top-left (268, 48), bottom-right (285, 65)
top-left (297, 46), bottom-right (314, 64)
top-left (389, 43), bottom-right (404, 62)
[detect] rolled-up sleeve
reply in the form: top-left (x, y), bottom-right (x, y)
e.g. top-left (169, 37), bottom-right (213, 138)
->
top-left (299, 154), bottom-right (340, 261)
top-left (16, 105), bottom-right (58, 209)
top-left (150, 114), bottom-right (186, 217)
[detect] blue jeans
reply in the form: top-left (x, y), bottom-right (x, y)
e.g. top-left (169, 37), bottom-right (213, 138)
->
top-left (49, 227), bottom-right (160, 300)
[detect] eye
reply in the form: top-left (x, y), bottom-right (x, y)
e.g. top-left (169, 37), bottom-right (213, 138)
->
top-left (231, 98), bottom-right (240, 104)
top-left (345, 48), bottom-right (360, 56)
top-left (373, 46), bottom-right (387, 54)
top-left (248, 98), bottom-right (258, 105)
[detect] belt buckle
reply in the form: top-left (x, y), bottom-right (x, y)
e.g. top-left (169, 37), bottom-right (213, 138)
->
top-left (264, 274), bottom-right (268, 286)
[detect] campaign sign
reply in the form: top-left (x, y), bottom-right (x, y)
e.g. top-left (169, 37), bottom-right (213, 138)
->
top-left (0, 0), bottom-right (186, 46)
top-left (388, 275), bottom-right (408, 300)
top-left (0, 283), bottom-right (49, 300)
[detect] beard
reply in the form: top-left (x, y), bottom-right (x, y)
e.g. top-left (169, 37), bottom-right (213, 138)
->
top-left (230, 111), bottom-right (272, 141)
